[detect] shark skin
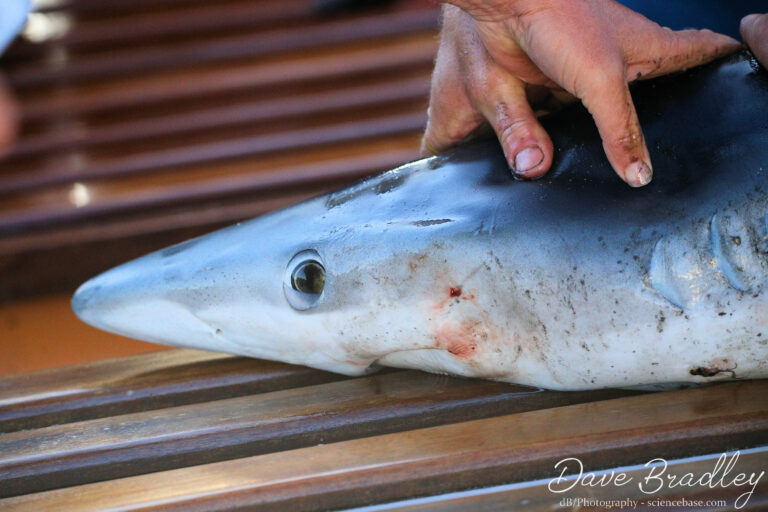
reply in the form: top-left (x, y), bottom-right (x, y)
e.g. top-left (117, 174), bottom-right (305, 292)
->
top-left (72, 52), bottom-right (768, 390)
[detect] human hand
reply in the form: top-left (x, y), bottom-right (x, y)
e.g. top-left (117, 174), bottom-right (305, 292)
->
top-left (741, 13), bottom-right (768, 66)
top-left (422, 1), bottom-right (740, 187)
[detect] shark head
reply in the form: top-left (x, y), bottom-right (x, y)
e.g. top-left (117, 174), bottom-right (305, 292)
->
top-left (72, 148), bottom-right (509, 376)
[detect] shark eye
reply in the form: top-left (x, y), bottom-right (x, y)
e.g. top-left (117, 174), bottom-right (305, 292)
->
top-left (284, 250), bottom-right (325, 310)
top-left (292, 261), bottom-right (324, 294)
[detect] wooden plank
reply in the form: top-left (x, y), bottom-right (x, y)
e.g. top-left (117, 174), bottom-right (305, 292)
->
top-left (16, 35), bottom-right (436, 122)
top-left (7, 9), bottom-right (439, 88)
top-left (0, 373), bottom-right (636, 498)
top-left (6, 74), bottom-right (429, 159)
top-left (0, 147), bottom-right (419, 238)
top-left (8, 0), bottom-right (313, 58)
top-left (0, 136), bottom-right (420, 250)
top-left (0, 349), bottom-right (345, 433)
top-left (0, 111), bottom-right (426, 199)
top-left (27, 0), bottom-right (215, 15)
top-left (0, 381), bottom-right (763, 510)
top-left (346, 446), bottom-right (768, 511)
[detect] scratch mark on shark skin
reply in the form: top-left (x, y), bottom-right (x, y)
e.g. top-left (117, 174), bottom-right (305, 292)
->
top-left (325, 166), bottom-right (413, 208)
top-left (411, 219), bottom-right (453, 227)
top-left (161, 237), bottom-right (202, 258)
top-left (433, 319), bottom-right (487, 358)
top-left (408, 253), bottom-right (427, 272)
top-left (428, 279), bottom-right (500, 363)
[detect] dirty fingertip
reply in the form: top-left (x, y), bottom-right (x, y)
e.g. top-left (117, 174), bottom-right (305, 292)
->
top-left (624, 160), bottom-right (653, 188)
top-left (510, 145), bottom-right (545, 178)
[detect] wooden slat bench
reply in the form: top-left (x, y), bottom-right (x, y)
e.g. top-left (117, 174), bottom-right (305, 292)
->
top-left (0, 349), bottom-right (346, 433)
top-left (0, 351), bottom-right (765, 510)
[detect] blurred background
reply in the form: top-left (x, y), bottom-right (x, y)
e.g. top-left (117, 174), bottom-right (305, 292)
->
top-left (0, 0), bottom-right (438, 374)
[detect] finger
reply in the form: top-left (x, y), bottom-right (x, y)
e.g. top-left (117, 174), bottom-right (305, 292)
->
top-left (422, 73), bottom-right (483, 156)
top-left (741, 13), bottom-right (768, 66)
top-left (471, 69), bottom-right (553, 178)
top-left (454, 9), bottom-right (554, 178)
top-left (628, 27), bottom-right (741, 81)
top-left (421, 8), bottom-right (484, 156)
top-left (581, 70), bottom-right (651, 187)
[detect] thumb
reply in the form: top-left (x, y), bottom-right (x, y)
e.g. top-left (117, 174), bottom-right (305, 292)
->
top-left (422, 81), bottom-right (483, 157)
top-left (421, 40), bottom-right (484, 156)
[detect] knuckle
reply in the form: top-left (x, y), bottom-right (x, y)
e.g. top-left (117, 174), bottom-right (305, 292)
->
top-left (497, 113), bottom-right (532, 147)
top-left (444, 124), bottom-right (469, 143)
top-left (576, 64), bottom-right (624, 101)
top-left (590, 66), bottom-right (625, 90)
top-left (426, 117), bottom-right (470, 146)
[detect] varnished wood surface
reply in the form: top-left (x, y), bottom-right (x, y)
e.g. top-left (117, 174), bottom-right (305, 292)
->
top-left (17, 35), bottom-right (435, 122)
top-left (0, 111), bottom-right (427, 210)
top-left (0, 380), bottom-right (764, 511)
top-left (8, 8), bottom-right (439, 87)
top-left (7, 0), bottom-right (312, 58)
top-left (0, 348), bottom-right (345, 433)
top-left (347, 447), bottom-right (768, 511)
top-left (0, 368), bottom-right (637, 498)
top-left (8, 76), bottom-right (430, 159)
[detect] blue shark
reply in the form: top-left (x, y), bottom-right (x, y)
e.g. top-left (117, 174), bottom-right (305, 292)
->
top-left (72, 53), bottom-right (768, 390)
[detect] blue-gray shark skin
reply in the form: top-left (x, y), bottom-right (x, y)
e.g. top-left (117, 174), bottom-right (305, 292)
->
top-left (73, 52), bottom-right (768, 390)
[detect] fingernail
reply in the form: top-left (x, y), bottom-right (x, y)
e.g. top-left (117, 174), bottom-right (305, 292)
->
top-left (513, 146), bottom-right (544, 175)
top-left (625, 161), bottom-right (653, 187)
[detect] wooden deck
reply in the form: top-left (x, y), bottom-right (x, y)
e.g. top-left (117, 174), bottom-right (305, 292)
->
top-left (0, 350), bottom-right (766, 510)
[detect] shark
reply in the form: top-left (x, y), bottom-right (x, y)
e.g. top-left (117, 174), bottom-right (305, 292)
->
top-left (72, 52), bottom-right (768, 390)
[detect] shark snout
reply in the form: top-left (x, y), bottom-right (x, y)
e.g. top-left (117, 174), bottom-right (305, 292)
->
top-left (72, 260), bottom-right (234, 351)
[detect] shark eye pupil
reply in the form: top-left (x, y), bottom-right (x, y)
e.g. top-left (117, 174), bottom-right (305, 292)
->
top-left (291, 261), bottom-right (325, 295)
top-left (284, 250), bottom-right (326, 310)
